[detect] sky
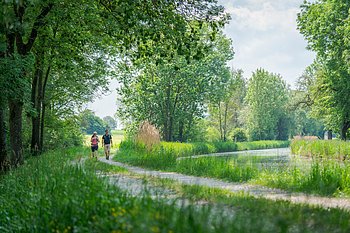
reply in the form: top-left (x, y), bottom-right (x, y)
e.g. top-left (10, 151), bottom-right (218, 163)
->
top-left (87, 0), bottom-right (315, 118)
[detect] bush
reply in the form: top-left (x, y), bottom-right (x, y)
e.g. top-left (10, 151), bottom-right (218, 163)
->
top-left (230, 128), bottom-right (248, 142)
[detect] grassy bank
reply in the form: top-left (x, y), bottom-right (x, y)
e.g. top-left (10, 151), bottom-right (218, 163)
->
top-left (291, 139), bottom-right (350, 159)
top-left (115, 140), bottom-right (350, 196)
top-left (2, 147), bottom-right (350, 232)
top-left (237, 140), bottom-right (290, 151)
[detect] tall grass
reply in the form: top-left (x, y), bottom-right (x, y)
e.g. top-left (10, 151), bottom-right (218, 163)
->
top-left (4, 147), bottom-right (349, 232)
top-left (116, 140), bottom-right (350, 197)
top-left (236, 140), bottom-right (290, 151)
top-left (256, 159), bottom-right (350, 196)
top-left (291, 139), bottom-right (350, 159)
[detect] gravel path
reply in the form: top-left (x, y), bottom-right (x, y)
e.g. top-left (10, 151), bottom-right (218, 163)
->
top-left (98, 150), bottom-right (350, 211)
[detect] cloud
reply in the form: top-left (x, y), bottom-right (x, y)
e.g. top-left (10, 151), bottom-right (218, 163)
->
top-left (224, 2), bottom-right (299, 32)
top-left (218, 0), bottom-right (315, 87)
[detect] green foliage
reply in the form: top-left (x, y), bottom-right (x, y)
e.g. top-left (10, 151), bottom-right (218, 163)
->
top-left (297, 0), bottom-right (350, 139)
top-left (0, 54), bottom-right (34, 103)
top-left (78, 110), bottom-right (106, 135)
top-left (103, 116), bottom-right (117, 130)
top-left (246, 69), bottom-right (290, 141)
top-left (44, 113), bottom-right (83, 150)
top-left (230, 128), bottom-right (247, 142)
top-left (208, 69), bottom-right (246, 141)
top-left (291, 139), bottom-right (350, 160)
top-left (117, 30), bottom-right (234, 142)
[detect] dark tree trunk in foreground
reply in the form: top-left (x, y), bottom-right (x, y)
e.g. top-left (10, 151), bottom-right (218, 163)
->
top-left (340, 120), bottom-right (350, 141)
top-left (326, 130), bottom-right (332, 140)
top-left (0, 108), bottom-right (7, 170)
top-left (31, 53), bottom-right (44, 155)
top-left (9, 101), bottom-right (23, 166)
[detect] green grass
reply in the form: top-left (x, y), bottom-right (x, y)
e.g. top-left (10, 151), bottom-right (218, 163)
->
top-left (111, 129), bottom-right (125, 135)
top-left (236, 140), bottom-right (291, 151)
top-left (2, 146), bottom-right (350, 232)
top-left (133, 175), bottom-right (350, 233)
top-left (115, 140), bottom-right (350, 197)
top-left (291, 139), bottom-right (350, 159)
top-left (84, 158), bottom-right (128, 173)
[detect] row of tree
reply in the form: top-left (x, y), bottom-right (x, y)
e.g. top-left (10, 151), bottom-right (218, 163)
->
top-left (79, 110), bottom-right (117, 135)
top-left (117, 53), bottom-right (325, 142)
top-left (117, 0), bottom-right (350, 142)
top-left (296, 0), bottom-right (350, 140)
top-left (0, 0), bottom-right (229, 169)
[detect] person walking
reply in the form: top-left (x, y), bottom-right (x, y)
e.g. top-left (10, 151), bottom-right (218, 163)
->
top-left (91, 131), bottom-right (99, 159)
top-left (102, 129), bottom-right (112, 160)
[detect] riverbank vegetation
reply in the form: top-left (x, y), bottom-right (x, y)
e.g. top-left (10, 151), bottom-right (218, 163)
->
top-left (115, 140), bottom-right (350, 197)
top-left (291, 139), bottom-right (350, 160)
top-left (1, 148), bottom-right (350, 232)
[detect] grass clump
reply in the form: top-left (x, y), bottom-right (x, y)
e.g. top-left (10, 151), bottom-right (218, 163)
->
top-left (291, 139), bottom-right (350, 160)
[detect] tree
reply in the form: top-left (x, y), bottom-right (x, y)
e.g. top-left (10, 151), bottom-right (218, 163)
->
top-left (1, 0), bottom-right (229, 166)
top-left (103, 116), bottom-right (117, 130)
top-left (79, 110), bottom-right (106, 135)
top-left (117, 30), bottom-right (234, 141)
top-left (297, 0), bottom-right (350, 140)
top-left (246, 69), bottom-right (290, 141)
top-left (208, 68), bottom-right (246, 141)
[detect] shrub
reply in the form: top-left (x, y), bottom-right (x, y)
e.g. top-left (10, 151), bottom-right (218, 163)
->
top-left (136, 121), bottom-right (160, 150)
top-left (231, 128), bottom-right (247, 142)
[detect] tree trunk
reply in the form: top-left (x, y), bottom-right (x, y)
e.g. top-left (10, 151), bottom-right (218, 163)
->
top-left (218, 102), bottom-right (223, 141)
top-left (0, 108), bottom-right (7, 170)
top-left (9, 101), bottom-right (23, 166)
top-left (178, 121), bottom-right (184, 142)
top-left (223, 102), bottom-right (228, 141)
top-left (164, 79), bottom-right (172, 141)
top-left (31, 55), bottom-right (44, 155)
top-left (340, 121), bottom-right (350, 141)
top-left (31, 63), bottom-right (39, 154)
top-left (326, 130), bottom-right (332, 140)
top-left (39, 65), bottom-right (50, 151)
top-left (40, 103), bottom-right (46, 151)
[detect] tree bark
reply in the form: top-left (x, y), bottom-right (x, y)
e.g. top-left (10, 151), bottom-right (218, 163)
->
top-left (31, 53), bottom-right (44, 155)
top-left (178, 121), bottom-right (184, 142)
top-left (223, 102), bottom-right (228, 141)
top-left (9, 101), bottom-right (23, 166)
top-left (326, 130), bottom-right (332, 140)
top-left (218, 102), bottom-right (223, 141)
top-left (0, 108), bottom-right (7, 170)
top-left (340, 121), bottom-right (350, 141)
top-left (39, 65), bottom-right (50, 151)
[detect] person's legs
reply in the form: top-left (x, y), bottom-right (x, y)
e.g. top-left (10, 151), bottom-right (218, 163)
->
top-left (104, 144), bottom-right (110, 159)
top-left (95, 145), bottom-right (98, 158)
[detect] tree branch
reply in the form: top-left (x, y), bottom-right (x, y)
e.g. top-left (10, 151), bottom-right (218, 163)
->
top-left (24, 3), bottom-right (54, 54)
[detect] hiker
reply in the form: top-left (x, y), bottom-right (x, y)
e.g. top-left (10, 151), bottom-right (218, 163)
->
top-left (91, 131), bottom-right (99, 159)
top-left (102, 129), bottom-right (112, 160)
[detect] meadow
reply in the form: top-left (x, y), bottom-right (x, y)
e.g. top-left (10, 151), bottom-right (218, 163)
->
top-left (1, 146), bottom-right (350, 232)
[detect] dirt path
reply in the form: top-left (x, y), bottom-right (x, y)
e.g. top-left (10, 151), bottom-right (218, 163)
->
top-left (98, 152), bottom-right (350, 211)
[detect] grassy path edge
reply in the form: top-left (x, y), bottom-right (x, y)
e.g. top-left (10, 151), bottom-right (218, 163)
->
top-left (98, 155), bottom-right (350, 211)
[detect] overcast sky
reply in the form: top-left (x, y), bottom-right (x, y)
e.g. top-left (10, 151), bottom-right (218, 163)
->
top-left (87, 0), bottom-right (315, 118)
